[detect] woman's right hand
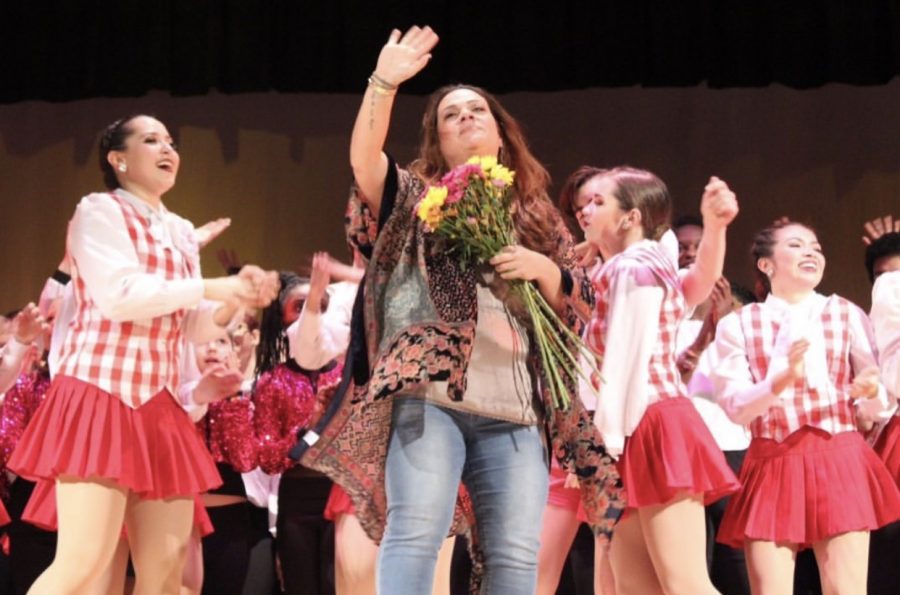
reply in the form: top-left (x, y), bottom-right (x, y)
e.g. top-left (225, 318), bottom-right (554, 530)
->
top-left (786, 338), bottom-right (809, 381)
top-left (193, 363), bottom-right (244, 405)
top-left (372, 26), bottom-right (439, 87)
top-left (204, 266), bottom-right (279, 309)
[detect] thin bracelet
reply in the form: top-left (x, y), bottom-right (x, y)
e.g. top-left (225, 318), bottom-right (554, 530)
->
top-left (368, 74), bottom-right (398, 96)
top-left (369, 72), bottom-right (397, 90)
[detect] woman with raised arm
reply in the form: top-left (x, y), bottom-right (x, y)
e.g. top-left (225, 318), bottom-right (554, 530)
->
top-left (580, 167), bottom-right (741, 595)
top-left (298, 26), bottom-right (622, 594)
top-left (712, 219), bottom-right (900, 595)
top-left (8, 114), bottom-right (277, 595)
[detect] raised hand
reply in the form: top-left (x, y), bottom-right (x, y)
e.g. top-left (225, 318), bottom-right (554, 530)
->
top-left (306, 252), bottom-right (332, 314)
top-left (373, 26), bottom-right (439, 87)
top-left (700, 177), bottom-right (739, 230)
top-left (195, 218), bottom-right (232, 249)
top-left (862, 215), bottom-right (900, 245)
top-left (708, 277), bottom-right (733, 324)
top-left (13, 303), bottom-right (49, 345)
top-left (193, 363), bottom-right (244, 405)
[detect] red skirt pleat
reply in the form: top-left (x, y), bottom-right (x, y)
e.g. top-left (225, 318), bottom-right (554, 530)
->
top-left (617, 397), bottom-right (740, 509)
top-left (323, 483), bottom-right (355, 521)
top-left (718, 427), bottom-right (900, 549)
top-left (23, 480), bottom-right (214, 537)
top-left (9, 375), bottom-right (221, 500)
top-left (873, 415), bottom-right (900, 486)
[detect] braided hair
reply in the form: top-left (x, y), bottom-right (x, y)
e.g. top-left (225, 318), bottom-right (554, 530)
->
top-left (254, 271), bottom-right (306, 377)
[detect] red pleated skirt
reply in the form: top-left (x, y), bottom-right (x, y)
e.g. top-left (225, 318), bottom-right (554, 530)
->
top-left (873, 415), bottom-right (900, 486)
top-left (718, 427), bottom-right (900, 549)
top-left (547, 457), bottom-right (588, 522)
top-left (323, 483), bottom-right (355, 521)
top-left (617, 397), bottom-right (740, 509)
top-left (8, 376), bottom-right (221, 519)
top-left (21, 480), bottom-right (214, 537)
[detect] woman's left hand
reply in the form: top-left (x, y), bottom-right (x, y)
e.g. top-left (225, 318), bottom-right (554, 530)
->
top-left (489, 245), bottom-right (553, 282)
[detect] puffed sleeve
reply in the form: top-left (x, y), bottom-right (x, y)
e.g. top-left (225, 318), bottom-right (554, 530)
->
top-left (591, 260), bottom-right (664, 458)
top-left (68, 193), bottom-right (205, 322)
top-left (872, 271), bottom-right (900, 397)
top-left (711, 312), bottom-right (780, 424)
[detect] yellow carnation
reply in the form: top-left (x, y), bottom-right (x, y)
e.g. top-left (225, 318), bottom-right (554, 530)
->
top-left (417, 185), bottom-right (448, 229)
top-left (489, 165), bottom-right (515, 187)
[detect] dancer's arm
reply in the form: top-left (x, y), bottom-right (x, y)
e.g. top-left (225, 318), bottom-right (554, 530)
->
top-left (350, 26), bottom-right (438, 215)
top-left (682, 177), bottom-right (739, 307)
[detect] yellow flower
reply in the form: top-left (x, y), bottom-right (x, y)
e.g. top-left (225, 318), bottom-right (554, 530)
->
top-left (489, 164), bottom-right (515, 187)
top-left (417, 185), bottom-right (448, 229)
top-left (466, 155), bottom-right (498, 175)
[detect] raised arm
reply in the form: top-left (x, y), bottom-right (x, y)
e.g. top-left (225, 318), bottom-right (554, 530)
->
top-left (682, 177), bottom-right (739, 307)
top-left (350, 26), bottom-right (438, 215)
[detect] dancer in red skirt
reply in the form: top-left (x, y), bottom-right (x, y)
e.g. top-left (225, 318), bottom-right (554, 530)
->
top-left (713, 218), bottom-right (900, 594)
top-left (8, 114), bottom-right (278, 594)
top-left (581, 167), bottom-right (740, 595)
top-left (868, 232), bottom-right (900, 481)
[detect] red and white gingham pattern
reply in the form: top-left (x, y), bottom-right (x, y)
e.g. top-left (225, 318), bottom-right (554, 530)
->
top-left (740, 297), bottom-right (856, 441)
top-left (57, 194), bottom-right (195, 408)
top-left (588, 242), bottom-right (687, 405)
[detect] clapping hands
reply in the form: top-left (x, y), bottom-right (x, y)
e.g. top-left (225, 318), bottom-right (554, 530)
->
top-left (13, 303), bottom-right (49, 345)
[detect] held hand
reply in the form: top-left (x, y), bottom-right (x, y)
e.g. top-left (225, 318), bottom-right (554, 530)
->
top-left (12, 303), bottom-right (48, 345)
top-left (238, 266), bottom-right (280, 309)
top-left (700, 177), bottom-right (739, 230)
top-left (193, 363), bottom-right (244, 405)
top-left (850, 366), bottom-right (881, 399)
top-left (862, 215), bottom-right (900, 246)
top-left (195, 218), bottom-right (232, 249)
top-left (489, 245), bottom-right (553, 282)
top-left (373, 26), bottom-right (439, 87)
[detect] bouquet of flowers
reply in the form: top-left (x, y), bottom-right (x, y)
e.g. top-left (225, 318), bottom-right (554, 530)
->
top-left (415, 155), bottom-right (599, 410)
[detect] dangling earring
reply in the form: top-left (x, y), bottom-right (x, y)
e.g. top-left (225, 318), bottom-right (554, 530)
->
top-left (497, 145), bottom-right (504, 163)
top-left (118, 162), bottom-right (127, 173)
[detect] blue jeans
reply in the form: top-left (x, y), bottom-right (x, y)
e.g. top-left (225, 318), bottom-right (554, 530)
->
top-left (378, 398), bottom-right (549, 594)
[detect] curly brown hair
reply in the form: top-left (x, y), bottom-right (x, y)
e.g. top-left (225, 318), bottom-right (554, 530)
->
top-left (409, 84), bottom-right (562, 256)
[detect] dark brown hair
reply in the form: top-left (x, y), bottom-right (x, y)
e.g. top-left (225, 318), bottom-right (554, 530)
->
top-left (410, 84), bottom-right (561, 256)
top-left (98, 114), bottom-right (144, 190)
top-left (558, 165), bottom-right (609, 226)
top-left (750, 217), bottom-right (817, 299)
top-left (598, 166), bottom-right (672, 241)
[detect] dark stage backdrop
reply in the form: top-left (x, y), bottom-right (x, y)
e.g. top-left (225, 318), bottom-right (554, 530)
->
top-left (1, 80), bottom-right (898, 312)
top-left (2, 1), bottom-right (900, 104)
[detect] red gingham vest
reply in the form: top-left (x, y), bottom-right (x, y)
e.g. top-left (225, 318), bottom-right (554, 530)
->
top-left (739, 296), bottom-right (856, 441)
top-left (57, 193), bottom-right (195, 408)
top-left (589, 241), bottom-right (687, 406)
